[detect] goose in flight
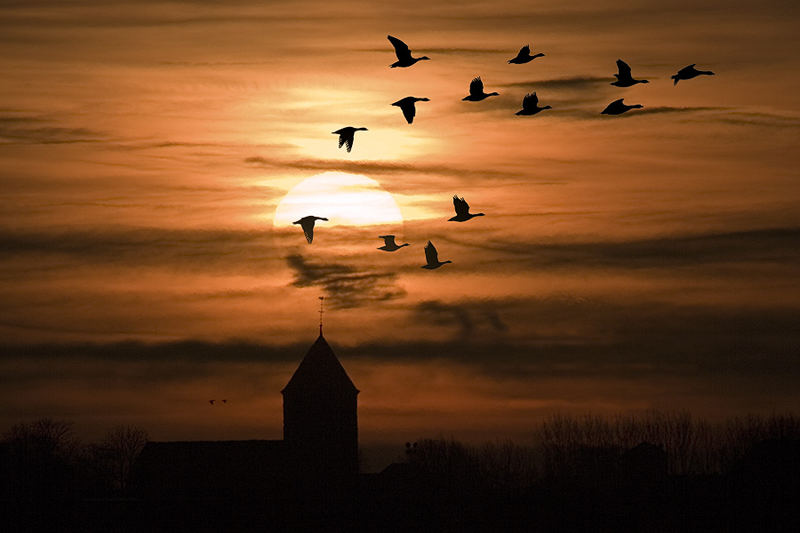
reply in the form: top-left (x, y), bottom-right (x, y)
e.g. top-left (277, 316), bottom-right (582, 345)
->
top-left (462, 77), bottom-right (499, 101)
top-left (508, 45), bottom-right (544, 64)
top-left (332, 126), bottom-right (367, 152)
top-left (392, 96), bottom-right (430, 124)
top-left (293, 215), bottom-right (328, 243)
top-left (516, 92), bottom-right (551, 116)
top-left (449, 195), bottom-right (484, 222)
top-left (601, 98), bottom-right (643, 115)
top-left (387, 35), bottom-right (430, 68)
top-left (671, 64), bottom-right (715, 85)
top-left (378, 235), bottom-right (409, 252)
top-left (209, 400), bottom-right (215, 405)
top-left (422, 241), bottom-right (451, 269)
top-left (611, 59), bottom-right (649, 87)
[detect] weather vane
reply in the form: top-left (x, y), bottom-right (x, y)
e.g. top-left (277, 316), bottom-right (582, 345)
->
top-left (318, 296), bottom-right (324, 336)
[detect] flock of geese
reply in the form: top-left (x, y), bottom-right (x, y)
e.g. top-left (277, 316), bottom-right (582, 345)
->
top-left (294, 35), bottom-right (715, 269)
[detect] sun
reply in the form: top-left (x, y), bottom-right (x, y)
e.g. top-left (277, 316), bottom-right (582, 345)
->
top-left (273, 172), bottom-right (404, 227)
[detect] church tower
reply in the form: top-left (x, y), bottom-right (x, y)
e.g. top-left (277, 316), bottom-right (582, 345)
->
top-left (282, 330), bottom-right (359, 485)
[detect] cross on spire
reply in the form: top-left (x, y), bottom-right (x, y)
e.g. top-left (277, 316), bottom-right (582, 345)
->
top-left (318, 296), bottom-right (324, 336)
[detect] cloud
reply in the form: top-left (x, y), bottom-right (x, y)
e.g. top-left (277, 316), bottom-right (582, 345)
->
top-left (244, 156), bottom-right (517, 180)
top-left (414, 300), bottom-right (508, 337)
top-left (0, 114), bottom-right (106, 145)
top-left (286, 254), bottom-right (405, 309)
top-left (439, 227), bottom-right (800, 271)
top-left (498, 76), bottom-right (609, 90)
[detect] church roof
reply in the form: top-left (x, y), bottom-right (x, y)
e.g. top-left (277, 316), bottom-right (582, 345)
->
top-left (282, 334), bottom-right (358, 395)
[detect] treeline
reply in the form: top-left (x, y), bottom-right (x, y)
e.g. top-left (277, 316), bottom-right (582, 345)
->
top-left (0, 418), bottom-right (148, 503)
top-left (404, 410), bottom-right (800, 485)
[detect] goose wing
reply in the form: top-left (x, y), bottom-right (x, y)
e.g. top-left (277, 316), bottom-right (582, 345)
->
top-left (678, 64), bottom-right (696, 76)
top-left (517, 45), bottom-right (530, 58)
top-left (424, 241), bottom-right (439, 265)
top-left (453, 195), bottom-right (470, 217)
top-left (615, 59), bottom-right (632, 78)
top-left (400, 101), bottom-right (416, 124)
top-left (388, 35), bottom-right (412, 62)
top-left (294, 217), bottom-right (315, 243)
top-left (343, 133), bottom-right (354, 152)
top-left (469, 77), bottom-right (484, 97)
top-left (379, 235), bottom-right (396, 246)
top-left (522, 92), bottom-right (538, 110)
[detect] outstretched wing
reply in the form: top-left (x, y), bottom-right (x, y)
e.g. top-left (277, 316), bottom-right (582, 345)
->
top-left (522, 92), bottom-right (538, 110)
top-left (400, 102), bottom-right (415, 124)
top-left (453, 195), bottom-right (470, 217)
top-left (379, 235), bottom-right (396, 246)
top-left (337, 134), bottom-right (346, 149)
top-left (344, 135), bottom-right (354, 152)
top-left (519, 45), bottom-right (530, 57)
top-left (678, 64), bottom-right (696, 76)
top-left (424, 241), bottom-right (439, 265)
top-left (387, 35), bottom-right (412, 62)
top-left (469, 77), bottom-right (484, 97)
top-left (616, 59), bottom-right (631, 78)
top-left (299, 219), bottom-right (315, 243)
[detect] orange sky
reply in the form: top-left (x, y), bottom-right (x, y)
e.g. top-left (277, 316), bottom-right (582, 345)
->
top-left (1, 0), bottom-right (799, 469)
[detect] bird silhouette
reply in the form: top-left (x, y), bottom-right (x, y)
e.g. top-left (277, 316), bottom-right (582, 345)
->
top-left (422, 241), bottom-right (451, 269)
top-left (378, 235), bottom-right (410, 251)
top-left (516, 92), bottom-right (551, 115)
top-left (221, 399), bottom-right (227, 404)
top-left (392, 96), bottom-right (430, 124)
top-left (671, 64), bottom-right (715, 85)
top-left (508, 44), bottom-right (545, 64)
top-left (462, 77), bottom-right (499, 101)
top-left (293, 216), bottom-right (328, 243)
top-left (387, 35), bottom-right (430, 68)
top-left (611, 59), bottom-right (649, 87)
top-left (601, 98), bottom-right (643, 115)
top-left (449, 195), bottom-right (485, 222)
top-left (209, 400), bottom-right (215, 405)
top-left (332, 127), bottom-right (367, 152)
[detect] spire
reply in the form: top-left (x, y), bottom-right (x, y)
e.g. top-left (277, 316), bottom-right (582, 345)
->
top-left (318, 296), bottom-right (324, 336)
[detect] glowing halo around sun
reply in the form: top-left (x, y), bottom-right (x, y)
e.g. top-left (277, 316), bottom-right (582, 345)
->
top-left (273, 172), bottom-right (404, 227)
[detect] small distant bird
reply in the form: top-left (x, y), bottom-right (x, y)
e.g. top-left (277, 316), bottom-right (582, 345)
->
top-left (508, 44), bottom-right (545, 64)
top-left (611, 59), bottom-right (649, 87)
top-left (378, 235), bottom-right (409, 252)
top-left (332, 127), bottom-right (367, 152)
top-left (421, 241), bottom-right (451, 269)
top-left (462, 77), bottom-right (499, 101)
top-left (601, 98), bottom-right (643, 115)
top-left (391, 96), bottom-right (430, 124)
top-left (449, 195), bottom-right (485, 222)
top-left (387, 35), bottom-right (430, 68)
top-left (671, 64), bottom-right (715, 85)
top-left (222, 399), bottom-right (227, 404)
top-left (209, 400), bottom-right (215, 405)
top-left (516, 92), bottom-right (551, 116)
top-left (293, 216), bottom-right (328, 243)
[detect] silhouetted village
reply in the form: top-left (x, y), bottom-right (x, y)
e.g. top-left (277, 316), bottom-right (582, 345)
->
top-left (2, 333), bottom-right (799, 531)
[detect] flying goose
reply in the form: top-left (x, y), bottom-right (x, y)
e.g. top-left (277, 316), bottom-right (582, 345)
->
top-left (392, 96), bottom-right (430, 124)
top-left (449, 195), bottom-right (484, 222)
top-left (611, 59), bottom-right (649, 87)
top-left (378, 235), bottom-right (409, 252)
top-left (462, 77), bottom-right (499, 101)
top-left (293, 215), bottom-right (328, 243)
top-left (332, 126), bottom-right (367, 152)
top-left (671, 64), bottom-right (715, 85)
top-left (601, 98), bottom-right (643, 115)
top-left (516, 92), bottom-right (551, 115)
top-left (421, 241), bottom-right (451, 269)
top-left (387, 35), bottom-right (430, 68)
top-left (508, 44), bottom-right (545, 64)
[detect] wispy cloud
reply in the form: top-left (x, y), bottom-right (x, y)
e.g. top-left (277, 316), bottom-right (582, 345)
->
top-left (286, 254), bottom-right (405, 309)
top-left (0, 115), bottom-right (106, 145)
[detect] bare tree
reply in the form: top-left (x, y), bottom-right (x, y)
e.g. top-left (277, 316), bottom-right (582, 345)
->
top-left (100, 425), bottom-right (149, 491)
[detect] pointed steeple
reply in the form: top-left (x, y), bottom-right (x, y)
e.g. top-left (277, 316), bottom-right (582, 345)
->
top-left (282, 334), bottom-right (358, 395)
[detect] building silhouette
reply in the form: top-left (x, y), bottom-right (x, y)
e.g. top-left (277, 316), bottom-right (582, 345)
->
top-left (134, 332), bottom-right (359, 499)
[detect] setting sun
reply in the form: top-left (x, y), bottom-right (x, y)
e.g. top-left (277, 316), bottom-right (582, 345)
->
top-left (272, 171), bottom-right (404, 227)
